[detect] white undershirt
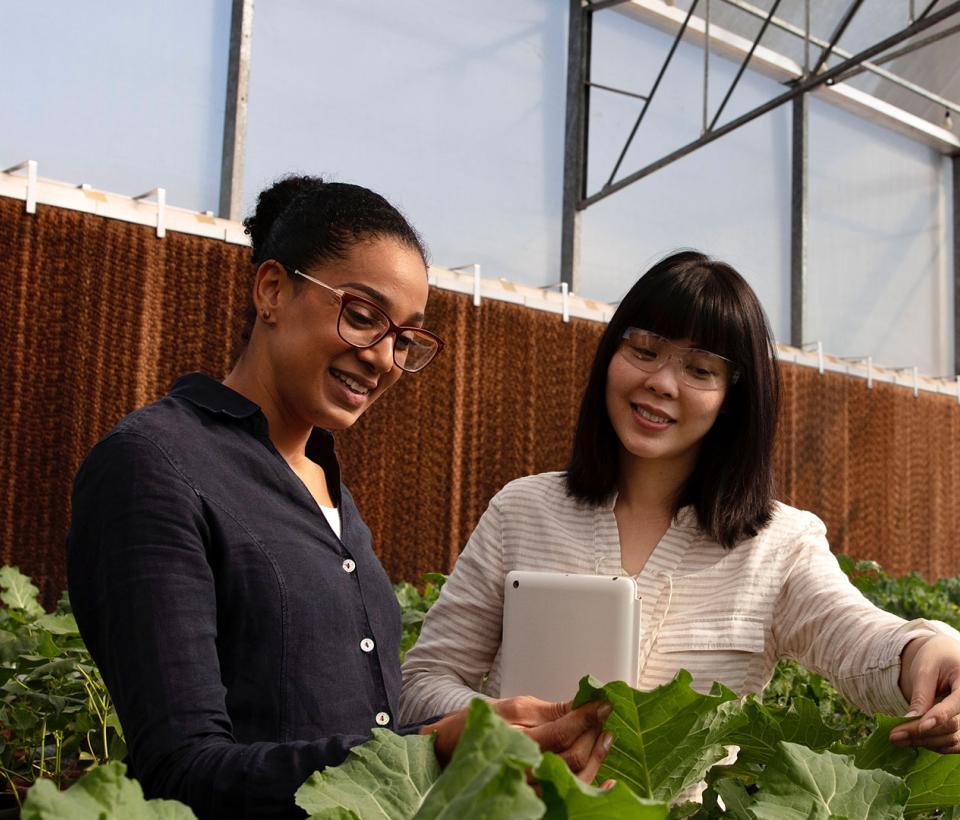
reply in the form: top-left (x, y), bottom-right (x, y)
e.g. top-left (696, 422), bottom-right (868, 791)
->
top-left (318, 503), bottom-right (341, 539)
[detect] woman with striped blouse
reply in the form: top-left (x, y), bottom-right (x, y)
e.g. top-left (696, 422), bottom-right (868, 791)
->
top-left (400, 250), bottom-right (960, 755)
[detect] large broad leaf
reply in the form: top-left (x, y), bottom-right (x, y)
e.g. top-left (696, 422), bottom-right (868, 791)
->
top-left (902, 749), bottom-right (960, 816)
top-left (840, 716), bottom-right (960, 815)
top-left (534, 751), bottom-right (669, 819)
top-left (0, 565), bottom-right (45, 618)
top-left (747, 741), bottom-right (909, 820)
top-left (725, 695), bottom-right (843, 768)
top-left (835, 715), bottom-right (915, 775)
top-left (295, 729), bottom-right (440, 819)
top-left (35, 612), bottom-right (80, 636)
top-left (21, 761), bottom-right (196, 819)
top-left (572, 672), bottom-right (740, 801)
top-left (413, 698), bottom-right (543, 820)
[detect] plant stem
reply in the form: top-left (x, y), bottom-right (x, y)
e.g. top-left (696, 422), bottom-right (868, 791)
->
top-left (37, 718), bottom-right (47, 780)
top-left (0, 768), bottom-right (23, 809)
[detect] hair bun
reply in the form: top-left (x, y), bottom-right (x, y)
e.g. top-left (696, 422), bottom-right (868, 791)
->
top-left (243, 174), bottom-right (326, 261)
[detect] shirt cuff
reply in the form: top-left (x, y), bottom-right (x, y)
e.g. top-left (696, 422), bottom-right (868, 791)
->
top-left (868, 619), bottom-right (960, 715)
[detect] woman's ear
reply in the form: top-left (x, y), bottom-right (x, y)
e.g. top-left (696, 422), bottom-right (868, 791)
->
top-left (252, 260), bottom-right (287, 324)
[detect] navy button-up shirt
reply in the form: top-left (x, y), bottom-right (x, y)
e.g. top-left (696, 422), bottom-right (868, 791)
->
top-left (67, 374), bottom-right (418, 819)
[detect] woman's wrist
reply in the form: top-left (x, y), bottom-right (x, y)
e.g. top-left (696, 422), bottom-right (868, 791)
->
top-left (899, 634), bottom-right (934, 703)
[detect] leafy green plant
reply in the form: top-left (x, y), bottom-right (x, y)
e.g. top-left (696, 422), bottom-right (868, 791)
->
top-left (20, 761), bottom-right (196, 819)
top-left (295, 697), bottom-right (663, 819)
top-left (0, 567), bottom-right (125, 810)
top-left (394, 573), bottom-right (446, 663)
top-left (580, 674), bottom-right (960, 818)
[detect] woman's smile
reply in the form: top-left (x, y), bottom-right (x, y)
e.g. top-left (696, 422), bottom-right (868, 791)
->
top-left (630, 401), bottom-right (676, 429)
top-left (329, 366), bottom-right (375, 407)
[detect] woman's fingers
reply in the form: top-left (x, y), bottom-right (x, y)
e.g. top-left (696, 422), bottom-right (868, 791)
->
top-left (492, 695), bottom-right (570, 727)
top-left (565, 730), bottom-right (614, 784)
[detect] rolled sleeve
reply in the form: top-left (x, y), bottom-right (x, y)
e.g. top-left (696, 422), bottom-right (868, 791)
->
top-left (773, 517), bottom-right (957, 716)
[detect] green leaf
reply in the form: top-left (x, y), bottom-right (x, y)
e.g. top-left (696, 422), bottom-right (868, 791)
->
top-left (839, 716), bottom-right (914, 775)
top-left (728, 695), bottom-right (844, 768)
top-left (35, 613), bottom-right (80, 636)
top-left (0, 566), bottom-right (45, 618)
top-left (712, 779), bottom-right (754, 820)
top-left (572, 671), bottom-right (740, 801)
top-left (413, 698), bottom-right (542, 820)
top-left (295, 729), bottom-right (440, 819)
top-left (21, 761), bottom-right (197, 819)
top-left (748, 742), bottom-right (908, 820)
top-left (36, 631), bottom-right (61, 659)
top-left (535, 751), bottom-right (669, 819)
top-left (901, 749), bottom-right (960, 816)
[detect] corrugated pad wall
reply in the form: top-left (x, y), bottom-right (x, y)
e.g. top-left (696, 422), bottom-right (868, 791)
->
top-left (1, 196), bottom-right (958, 606)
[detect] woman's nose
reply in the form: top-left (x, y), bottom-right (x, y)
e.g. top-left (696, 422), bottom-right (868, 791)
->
top-left (356, 333), bottom-right (397, 373)
top-left (643, 357), bottom-right (681, 397)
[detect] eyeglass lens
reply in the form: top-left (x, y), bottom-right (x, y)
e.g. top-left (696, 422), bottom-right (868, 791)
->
top-left (339, 299), bottom-right (438, 372)
top-left (619, 329), bottom-right (730, 390)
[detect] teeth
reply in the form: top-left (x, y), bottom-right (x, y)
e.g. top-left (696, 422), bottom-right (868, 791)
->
top-left (334, 370), bottom-right (370, 395)
top-left (636, 406), bottom-right (671, 424)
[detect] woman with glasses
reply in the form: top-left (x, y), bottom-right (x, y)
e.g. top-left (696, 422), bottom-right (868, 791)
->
top-left (400, 250), bottom-right (960, 760)
top-left (66, 175), bottom-right (611, 820)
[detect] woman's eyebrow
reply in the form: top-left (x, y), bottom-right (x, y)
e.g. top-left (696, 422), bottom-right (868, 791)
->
top-left (341, 282), bottom-right (425, 324)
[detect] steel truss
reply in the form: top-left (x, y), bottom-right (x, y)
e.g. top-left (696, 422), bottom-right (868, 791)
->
top-left (561, 0), bottom-right (960, 373)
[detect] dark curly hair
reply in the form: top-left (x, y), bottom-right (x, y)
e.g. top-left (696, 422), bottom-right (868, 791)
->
top-left (238, 174), bottom-right (428, 344)
top-left (565, 250), bottom-right (780, 548)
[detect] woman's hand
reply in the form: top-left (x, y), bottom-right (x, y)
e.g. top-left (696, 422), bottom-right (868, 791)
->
top-left (422, 696), bottom-right (613, 783)
top-left (891, 635), bottom-right (960, 752)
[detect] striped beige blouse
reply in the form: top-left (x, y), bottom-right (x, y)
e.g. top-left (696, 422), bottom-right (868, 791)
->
top-left (400, 471), bottom-right (959, 724)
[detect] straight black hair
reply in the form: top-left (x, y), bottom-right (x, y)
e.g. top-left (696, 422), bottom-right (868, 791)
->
top-left (565, 250), bottom-right (780, 547)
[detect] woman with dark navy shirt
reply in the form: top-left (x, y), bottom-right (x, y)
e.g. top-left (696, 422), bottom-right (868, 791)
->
top-left (67, 176), bottom-right (611, 819)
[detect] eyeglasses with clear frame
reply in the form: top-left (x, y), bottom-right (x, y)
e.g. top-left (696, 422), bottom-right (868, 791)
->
top-left (287, 267), bottom-right (445, 373)
top-left (618, 328), bottom-right (740, 391)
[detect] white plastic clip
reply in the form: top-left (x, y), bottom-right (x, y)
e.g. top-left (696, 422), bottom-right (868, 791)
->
top-left (801, 341), bottom-right (823, 374)
top-left (473, 264), bottom-right (481, 307)
top-left (866, 356), bottom-right (873, 390)
top-left (561, 282), bottom-right (570, 323)
top-left (4, 160), bottom-right (38, 213)
top-left (450, 264), bottom-right (482, 306)
top-left (912, 366), bottom-right (919, 398)
top-left (133, 187), bottom-right (167, 238)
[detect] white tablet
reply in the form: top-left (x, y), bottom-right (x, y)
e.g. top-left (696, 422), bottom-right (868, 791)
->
top-left (498, 571), bottom-right (642, 703)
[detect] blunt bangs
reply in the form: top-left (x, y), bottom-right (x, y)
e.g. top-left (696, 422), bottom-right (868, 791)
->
top-left (617, 255), bottom-right (747, 371)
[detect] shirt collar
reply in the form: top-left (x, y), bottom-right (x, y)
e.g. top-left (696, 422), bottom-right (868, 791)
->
top-left (168, 373), bottom-right (342, 500)
top-left (169, 373), bottom-right (261, 419)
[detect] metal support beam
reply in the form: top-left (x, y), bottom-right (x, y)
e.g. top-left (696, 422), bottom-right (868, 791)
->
top-left (810, 0), bottom-right (866, 77)
top-left (721, 0), bottom-right (960, 115)
top-left (583, 0), bottom-right (960, 207)
top-left (709, 0), bottom-right (783, 130)
top-left (219, 0), bottom-right (254, 221)
top-left (561, 0), bottom-right (592, 290)
top-left (790, 94), bottom-right (808, 349)
top-left (954, 154), bottom-right (960, 376)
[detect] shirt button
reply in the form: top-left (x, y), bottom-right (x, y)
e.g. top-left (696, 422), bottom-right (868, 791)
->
top-left (360, 638), bottom-right (375, 653)
top-left (375, 711), bottom-right (390, 726)
top-left (342, 559), bottom-right (356, 573)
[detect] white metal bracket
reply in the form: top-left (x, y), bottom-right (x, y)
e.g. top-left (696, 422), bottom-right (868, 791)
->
top-left (3, 160), bottom-right (38, 213)
top-left (133, 187), bottom-right (167, 238)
